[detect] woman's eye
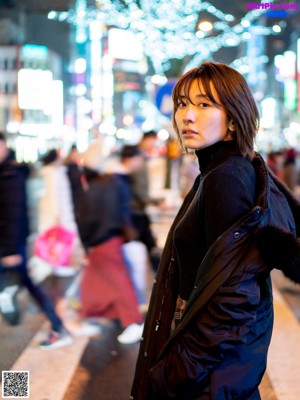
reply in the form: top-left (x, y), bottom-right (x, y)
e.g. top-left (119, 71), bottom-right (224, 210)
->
top-left (199, 102), bottom-right (209, 108)
top-left (178, 101), bottom-right (186, 108)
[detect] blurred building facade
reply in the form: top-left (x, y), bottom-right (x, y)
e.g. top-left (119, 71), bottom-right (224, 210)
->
top-left (0, 1), bottom-right (77, 162)
top-left (0, 0), bottom-right (299, 161)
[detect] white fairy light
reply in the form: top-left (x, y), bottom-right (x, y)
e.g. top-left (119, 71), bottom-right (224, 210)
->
top-left (47, 0), bottom-right (283, 75)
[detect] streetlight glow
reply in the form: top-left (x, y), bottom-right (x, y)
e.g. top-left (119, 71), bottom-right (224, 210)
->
top-left (197, 21), bottom-right (213, 32)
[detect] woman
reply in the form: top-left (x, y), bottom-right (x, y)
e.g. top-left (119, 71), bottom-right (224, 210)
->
top-left (130, 62), bottom-right (300, 399)
top-left (37, 148), bottom-right (79, 276)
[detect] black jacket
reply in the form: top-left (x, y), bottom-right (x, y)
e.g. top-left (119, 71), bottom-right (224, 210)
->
top-left (67, 165), bottom-right (133, 249)
top-left (0, 154), bottom-right (30, 257)
top-left (130, 151), bottom-right (300, 400)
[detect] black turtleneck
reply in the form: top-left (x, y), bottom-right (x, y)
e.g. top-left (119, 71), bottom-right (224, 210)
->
top-left (196, 140), bottom-right (238, 174)
top-left (173, 140), bottom-right (257, 300)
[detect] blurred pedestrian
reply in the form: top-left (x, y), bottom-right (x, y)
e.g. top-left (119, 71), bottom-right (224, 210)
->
top-left (131, 62), bottom-right (300, 399)
top-left (282, 147), bottom-right (298, 192)
top-left (180, 152), bottom-right (199, 198)
top-left (37, 148), bottom-right (78, 276)
top-left (0, 132), bottom-right (72, 349)
top-left (64, 144), bottom-right (79, 166)
top-left (67, 139), bottom-right (144, 344)
top-left (266, 150), bottom-right (284, 179)
top-left (131, 131), bottom-right (163, 270)
top-left (109, 144), bottom-right (151, 306)
top-left (38, 148), bottom-right (77, 234)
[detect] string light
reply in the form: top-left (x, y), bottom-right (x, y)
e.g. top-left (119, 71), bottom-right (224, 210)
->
top-left (48, 0), bottom-right (282, 75)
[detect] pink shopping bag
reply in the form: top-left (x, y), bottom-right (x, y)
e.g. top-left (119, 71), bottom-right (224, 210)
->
top-left (34, 225), bottom-right (75, 266)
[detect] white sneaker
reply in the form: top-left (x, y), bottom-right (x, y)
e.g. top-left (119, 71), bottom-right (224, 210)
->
top-left (117, 323), bottom-right (144, 344)
top-left (0, 285), bottom-right (19, 313)
top-left (74, 322), bottom-right (102, 337)
top-left (0, 285), bottom-right (20, 325)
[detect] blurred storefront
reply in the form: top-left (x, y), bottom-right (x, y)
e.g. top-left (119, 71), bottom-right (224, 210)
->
top-left (0, 43), bottom-right (76, 162)
top-left (0, 0), bottom-right (299, 160)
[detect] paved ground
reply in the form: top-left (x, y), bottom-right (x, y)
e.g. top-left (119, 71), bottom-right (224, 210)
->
top-left (1, 258), bottom-right (300, 400)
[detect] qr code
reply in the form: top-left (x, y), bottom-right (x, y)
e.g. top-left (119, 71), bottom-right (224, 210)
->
top-left (2, 371), bottom-right (29, 398)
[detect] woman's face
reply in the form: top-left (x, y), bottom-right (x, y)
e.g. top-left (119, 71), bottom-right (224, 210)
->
top-left (174, 79), bottom-right (232, 150)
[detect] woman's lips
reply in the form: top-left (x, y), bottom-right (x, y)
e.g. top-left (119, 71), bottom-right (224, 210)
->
top-left (182, 129), bottom-right (198, 137)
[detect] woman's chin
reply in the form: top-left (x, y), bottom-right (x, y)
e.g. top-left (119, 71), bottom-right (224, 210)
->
top-left (182, 138), bottom-right (197, 148)
top-left (184, 141), bottom-right (202, 150)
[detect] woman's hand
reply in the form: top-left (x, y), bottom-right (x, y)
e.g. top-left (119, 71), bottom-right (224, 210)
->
top-left (1, 255), bottom-right (23, 267)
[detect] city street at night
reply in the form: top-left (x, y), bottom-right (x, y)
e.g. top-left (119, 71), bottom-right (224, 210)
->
top-left (1, 1), bottom-right (300, 399)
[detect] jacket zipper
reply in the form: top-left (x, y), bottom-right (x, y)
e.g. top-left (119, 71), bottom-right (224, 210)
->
top-left (155, 256), bottom-right (175, 332)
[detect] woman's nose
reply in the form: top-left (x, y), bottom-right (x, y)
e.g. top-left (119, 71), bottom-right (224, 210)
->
top-left (182, 106), bottom-right (196, 124)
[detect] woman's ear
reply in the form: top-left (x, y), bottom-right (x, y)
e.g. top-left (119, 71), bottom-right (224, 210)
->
top-left (228, 120), bottom-right (236, 132)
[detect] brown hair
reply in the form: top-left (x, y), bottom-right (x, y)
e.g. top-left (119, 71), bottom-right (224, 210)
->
top-left (172, 61), bottom-right (260, 159)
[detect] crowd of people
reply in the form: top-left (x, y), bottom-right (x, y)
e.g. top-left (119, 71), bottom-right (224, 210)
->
top-left (0, 129), bottom-right (165, 349)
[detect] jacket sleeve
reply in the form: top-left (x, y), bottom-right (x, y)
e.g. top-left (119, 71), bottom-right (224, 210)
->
top-left (0, 168), bottom-right (29, 257)
top-left (115, 174), bottom-right (134, 227)
top-left (149, 275), bottom-right (260, 398)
